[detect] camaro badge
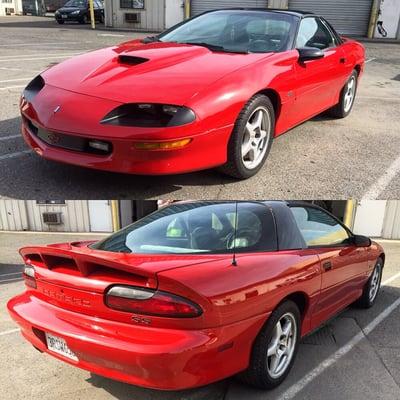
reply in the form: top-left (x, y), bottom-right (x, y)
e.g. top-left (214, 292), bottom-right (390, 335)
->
top-left (53, 105), bottom-right (61, 114)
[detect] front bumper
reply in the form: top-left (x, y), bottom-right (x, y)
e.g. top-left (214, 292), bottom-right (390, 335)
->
top-left (20, 86), bottom-right (232, 175)
top-left (7, 291), bottom-right (266, 390)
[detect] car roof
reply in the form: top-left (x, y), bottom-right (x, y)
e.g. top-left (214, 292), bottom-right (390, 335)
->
top-left (206, 8), bottom-right (315, 18)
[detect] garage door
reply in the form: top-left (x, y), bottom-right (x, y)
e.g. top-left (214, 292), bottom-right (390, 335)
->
top-left (191, 0), bottom-right (268, 17)
top-left (288, 0), bottom-right (373, 36)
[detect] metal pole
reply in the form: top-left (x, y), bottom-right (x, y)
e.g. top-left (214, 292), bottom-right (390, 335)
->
top-left (368, 0), bottom-right (381, 39)
top-left (111, 200), bottom-right (120, 232)
top-left (89, 0), bottom-right (96, 29)
top-left (184, 0), bottom-right (190, 19)
top-left (344, 200), bottom-right (356, 230)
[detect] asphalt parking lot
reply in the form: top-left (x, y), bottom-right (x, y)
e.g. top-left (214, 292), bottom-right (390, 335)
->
top-left (0, 16), bottom-right (400, 200)
top-left (0, 231), bottom-right (400, 400)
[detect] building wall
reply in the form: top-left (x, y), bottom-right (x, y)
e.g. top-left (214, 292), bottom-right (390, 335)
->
top-left (106, 0), bottom-right (165, 31)
top-left (382, 200), bottom-right (400, 239)
top-left (0, 0), bottom-right (23, 16)
top-left (0, 200), bottom-right (29, 230)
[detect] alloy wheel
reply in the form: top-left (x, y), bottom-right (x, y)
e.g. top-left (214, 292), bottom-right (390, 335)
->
top-left (241, 106), bottom-right (271, 170)
top-left (266, 312), bottom-right (297, 379)
top-left (369, 264), bottom-right (381, 302)
top-left (343, 76), bottom-right (356, 112)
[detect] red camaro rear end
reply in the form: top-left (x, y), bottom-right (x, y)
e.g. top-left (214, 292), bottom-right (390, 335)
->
top-left (7, 201), bottom-right (384, 390)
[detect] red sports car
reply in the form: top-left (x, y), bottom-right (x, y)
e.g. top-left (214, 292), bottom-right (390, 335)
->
top-left (8, 201), bottom-right (384, 390)
top-left (20, 9), bottom-right (365, 179)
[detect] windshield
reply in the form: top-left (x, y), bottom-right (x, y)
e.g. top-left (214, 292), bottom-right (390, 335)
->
top-left (158, 10), bottom-right (298, 53)
top-left (91, 202), bottom-right (277, 254)
top-left (64, 0), bottom-right (86, 7)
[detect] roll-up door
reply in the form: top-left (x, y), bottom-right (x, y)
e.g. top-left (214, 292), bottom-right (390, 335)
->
top-left (288, 0), bottom-right (373, 36)
top-left (191, 0), bottom-right (268, 17)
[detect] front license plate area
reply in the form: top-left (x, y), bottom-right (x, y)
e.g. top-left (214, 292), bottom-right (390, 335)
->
top-left (45, 332), bottom-right (78, 361)
top-left (37, 128), bottom-right (87, 152)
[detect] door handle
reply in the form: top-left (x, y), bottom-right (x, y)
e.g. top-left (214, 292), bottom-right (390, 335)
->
top-left (340, 57), bottom-right (346, 64)
top-left (323, 261), bottom-right (332, 271)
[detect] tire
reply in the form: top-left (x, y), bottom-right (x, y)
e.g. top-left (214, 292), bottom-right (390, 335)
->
top-left (56, 19), bottom-right (64, 24)
top-left (329, 69), bottom-right (358, 118)
top-left (218, 94), bottom-right (275, 179)
top-left (79, 15), bottom-right (88, 24)
top-left (238, 300), bottom-right (301, 389)
top-left (355, 258), bottom-right (383, 309)
top-left (98, 14), bottom-right (104, 23)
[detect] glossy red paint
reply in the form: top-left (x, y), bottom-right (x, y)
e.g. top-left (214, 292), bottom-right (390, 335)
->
top-left (8, 237), bottom-right (383, 390)
top-left (19, 34), bottom-right (365, 175)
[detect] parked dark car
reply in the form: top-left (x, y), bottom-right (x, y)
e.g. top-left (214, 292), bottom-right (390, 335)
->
top-left (55, 0), bottom-right (104, 24)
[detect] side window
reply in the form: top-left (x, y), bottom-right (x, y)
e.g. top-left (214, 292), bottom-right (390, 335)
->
top-left (296, 17), bottom-right (335, 50)
top-left (290, 207), bottom-right (350, 247)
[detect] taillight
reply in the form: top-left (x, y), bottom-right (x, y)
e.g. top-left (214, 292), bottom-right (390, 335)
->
top-left (23, 265), bottom-right (36, 289)
top-left (105, 286), bottom-right (202, 318)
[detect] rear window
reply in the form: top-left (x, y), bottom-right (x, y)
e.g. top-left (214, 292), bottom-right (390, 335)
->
top-left (92, 202), bottom-right (277, 254)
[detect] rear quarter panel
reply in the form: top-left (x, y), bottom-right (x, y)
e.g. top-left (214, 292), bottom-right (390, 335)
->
top-left (158, 250), bottom-right (322, 336)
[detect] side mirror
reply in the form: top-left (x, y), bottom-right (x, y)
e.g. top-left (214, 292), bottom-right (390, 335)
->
top-left (297, 47), bottom-right (324, 62)
top-left (353, 235), bottom-right (372, 248)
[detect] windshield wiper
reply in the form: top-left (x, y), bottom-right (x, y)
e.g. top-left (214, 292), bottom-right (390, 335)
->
top-left (141, 35), bottom-right (161, 44)
top-left (180, 41), bottom-right (248, 54)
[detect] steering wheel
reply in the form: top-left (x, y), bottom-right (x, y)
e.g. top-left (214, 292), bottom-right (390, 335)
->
top-left (226, 228), bottom-right (256, 250)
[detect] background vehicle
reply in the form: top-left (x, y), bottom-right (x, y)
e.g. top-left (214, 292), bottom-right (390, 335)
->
top-left (21, 9), bottom-right (364, 179)
top-left (54, 0), bottom-right (104, 24)
top-left (7, 201), bottom-right (384, 390)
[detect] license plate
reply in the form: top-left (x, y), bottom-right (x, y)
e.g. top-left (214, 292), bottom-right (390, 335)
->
top-left (61, 14), bottom-right (67, 18)
top-left (45, 332), bottom-right (78, 361)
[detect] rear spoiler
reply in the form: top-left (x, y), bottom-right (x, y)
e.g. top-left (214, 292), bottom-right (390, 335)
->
top-left (19, 243), bottom-right (158, 288)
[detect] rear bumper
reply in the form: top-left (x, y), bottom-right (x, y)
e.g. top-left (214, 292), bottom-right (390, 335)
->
top-left (7, 291), bottom-right (267, 390)
top-left (21, 115), bottom-right (231, 175)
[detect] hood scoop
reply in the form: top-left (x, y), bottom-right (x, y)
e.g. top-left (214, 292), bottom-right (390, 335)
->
top-left (118, 55), bottom-right (149, 66)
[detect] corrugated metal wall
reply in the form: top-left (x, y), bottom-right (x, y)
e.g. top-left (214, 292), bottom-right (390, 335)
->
top-left (111, 0), bottom-right (165, 31)
top-left (191, 0), bottom-right (268, 16)
top-left (382, 200), bottom-right (400, 239)
top-left (288, 0), bottom-right (373, 36)
top-left (0, 200), bottom-right (28, 231)
top-left (0, 200), bottom-right (90, 232)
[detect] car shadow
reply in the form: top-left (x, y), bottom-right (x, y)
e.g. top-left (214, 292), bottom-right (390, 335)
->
top-left (0, 263), bottom-right (23, 285)
top-left (86, 373), bottom-right (229, 400)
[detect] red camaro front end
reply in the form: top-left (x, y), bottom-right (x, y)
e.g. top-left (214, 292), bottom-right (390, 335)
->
top-left (19, 9), bottom-right (365, 179)
top-left (7, 201), bottom-right (384, 390)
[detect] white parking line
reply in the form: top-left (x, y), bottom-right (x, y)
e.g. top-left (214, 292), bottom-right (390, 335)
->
top-left (382, 271), bottom-right (400, 286)
top-left (0, 272), bottom-right (22, 277)
top-left (0, 150), bottom-right (31, 161)
top-left (0, 54), bottom-right (83, 63)
top-left (0, 277), bottom-right (22, 283)
top-left (358, 96), bottom-right (400, 101)
top-left (0, 52), bottom-right (82, 60)
top-left (0, 42), bottom-right (85, 47)
top-left (98, 33), bottom-right (125, 37)
top-left (0, 135), bottom-right (21, 141)
top-left (0, 328), bottom-right (20, 336)
top-left (0, 78), bottom-right (32, 83)
top-left (0, 85), bottom-right (25, 91)
top-left (362, 154), bottom-right (400, 200)
top-left (365, 58), bottom-right (376, 63)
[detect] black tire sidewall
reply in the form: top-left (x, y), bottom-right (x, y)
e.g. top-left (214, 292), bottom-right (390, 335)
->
top-left (244, 300), bottom-right (301, 388)
top-left (228, 95), bottom-right (275, 179)
top-left (366, 259), bottom-right (383, 307)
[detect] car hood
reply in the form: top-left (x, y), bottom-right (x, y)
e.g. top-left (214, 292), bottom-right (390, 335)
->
top-left (58, 6), bottom-right (84, 11)
top-left (41, 40), bottom-right (272, 105)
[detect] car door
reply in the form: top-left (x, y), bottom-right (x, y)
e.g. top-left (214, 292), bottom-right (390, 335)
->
top-left (289, 205), bottom-right (369, 329)
top-left (290, 17), bottom-right (347, 124)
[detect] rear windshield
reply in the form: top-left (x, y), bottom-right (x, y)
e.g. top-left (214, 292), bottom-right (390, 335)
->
top-left (91, 202), bottom-right (277, 254)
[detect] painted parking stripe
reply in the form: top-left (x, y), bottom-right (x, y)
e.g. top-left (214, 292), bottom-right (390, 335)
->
top-left (0, 135), bottom-right (21, 141)
top-left (0, 272), bottom-right (22, 277)
top-left (362, 154), bottom-right (400, 200)
top-left (0, 277), bottom-right (23, 283)
top-left (0, 85), bottom-right (26, 91)
top-left (382, 271), bottom-right (400, 286)
top-left (0, 52), bottom-right (82, 60)
top-left (0, 78), bottom-right (32, 83)
top-left (0, 42), bottom-right (85, 47)
top-left (365, 58), bottom-right (376, 63)
top-left (0, 150), bottom-right (31, 160)
top-left (0, 329), bottom-right (20, 336)
top-left (0, 54), bottom-right (83, 63)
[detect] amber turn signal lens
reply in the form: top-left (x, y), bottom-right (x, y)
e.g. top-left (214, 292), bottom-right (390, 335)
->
top-left (134, 138), bottom-right (192, 150)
